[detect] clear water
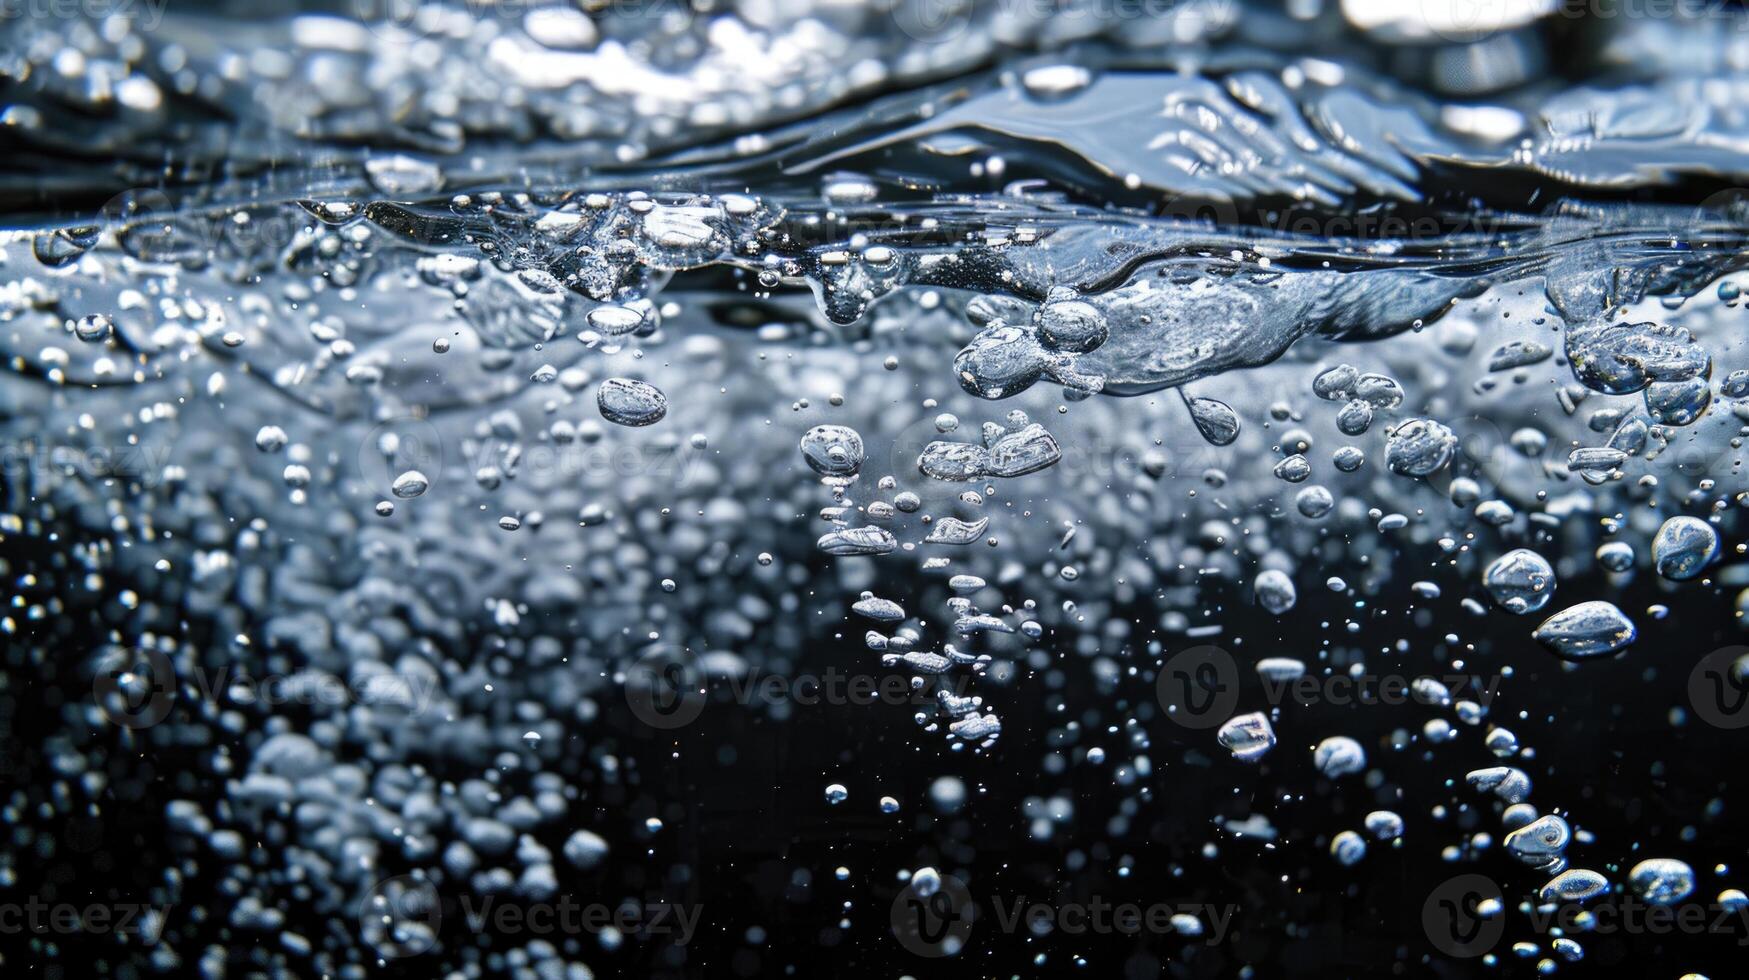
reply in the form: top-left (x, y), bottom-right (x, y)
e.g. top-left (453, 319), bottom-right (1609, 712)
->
top-left (6, 2), bottom-right (1749, 977)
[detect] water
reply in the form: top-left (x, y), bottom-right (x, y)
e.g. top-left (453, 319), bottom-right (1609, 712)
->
top-left (7, 1), bottom-right (1749, 977)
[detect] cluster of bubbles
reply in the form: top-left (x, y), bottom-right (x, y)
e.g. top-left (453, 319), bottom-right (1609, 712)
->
top-left (9, 2), bottom-right (1749, 977)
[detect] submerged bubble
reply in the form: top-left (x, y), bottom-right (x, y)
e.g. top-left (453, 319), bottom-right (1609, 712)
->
top-left (1185, 395), bottom-right (1240, 446)
top-left (390, 470), bottom-right (430, 499)
top-left (1364, 810), bottom-right (1403, 841)
top-left (1313, 736), bottom-right (1366, 778)
top-left (1566, 320), bottom-right (1709, 395)
top-left (73, 313), bottom-right (112, 342)
top-left (1644, 377), bottom-right (1711, 426)
top-left (1628, 858), bottom-right (1695, 906)
top-left (955, 324), bottom-right (1048, 399)
top-left (799, 424), bottom-right (866, 477)
top-left (1385, 419), bottom-right (1456, 477)
top-left (1483, 549), bottom-right (1556, 615)
top-left (1330, 831), bottom-right (1367, 866)
top-left (1539, 869), bottom-right (1609, 904)
top-left (597, 378), bottom-right (668, 426)
top-left (1217, 712), bottom-right (1276, 762)
top-left (1254, 569), bottom-right (1297, 615)
top-left (1034, 288), bottom-right (1108, 353)
top-left (1312, 364), bottom-right (1358, 400)
top-left (1652, 516), bottom-right (1718, 582)
top-left (1596, 541), bottom-right (1635, 571)
top-left (1533, 601), bottom-right (1636, 660)
top-left (817, 526), bottom-right (897, 556)
top-left (1504, 814), bottom-right (1571, 864)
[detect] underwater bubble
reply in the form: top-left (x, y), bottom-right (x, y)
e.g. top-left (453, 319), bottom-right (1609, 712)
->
top-left (1483, 549), bottom-right (1556, 615)
top-left (1295, 485), bottom-right (1334, 518)
top-left (1313, 364), bottom-right (1358, 400)
top-left (1254, 570), bottom-right (1297, 615)
top-left (955, 324), bottom-right (1048, 399)
top-left (817, 526), bottom-right (897, 557)
top-left (1034, 289), bottom-right (1108, 353)
top-left (1628, 859), bottom-right (1695, 906)
top-left (597, 378), bottom-right (668, 426)
top-left (1352, 374), bottom-right (1404, 408)
top-left (1313, 736), bottom-right (1366, 778)
top-left (853, 594), bottom-right (906, 622)
top-left (1336, 398), bottom-right (1373, 436)
top-left (1467, 766), bottom-right (1533, 803)
top-left (390, 470), bottom-right (430, 499)
top-left (1567, 320), bottom-right (1709, 396)
top-left (799, 424), bottom-right (867, 477)
top-left (1385, 419), bottom-right (1456, 477)
top-left (1596, 541), bottom-right (1635, 572)
top-left (1539, 869), bottom-right (1609, 904)
top-left (1652, 516), bottom-right (1718, 582)
top-left (1533, 601), bottom-right (1636, 660)
top-left (254, 426), bottom-right (288, 453)
top-left (927, 516), bottom-right (989, 545)
top-left (1644, 377), bottom-right (1711, 426)
top-left (73, 313), bottom-right (112, 342)
top-left (1330, 830), bottom-right (1367, 866)
top-left (1364, 811), bottom-right (1403, 841)
top-left (1504, 815), bottom-right (1571, 864)
top-left (1217, 712), bottom-right (1276, 762)
top-left (1273, 455), bottom-right (1312, 483)
top-left (1488, 340), bottom-right (1552, 371)
top-left (1185, 396), bottom-right (1240, 446)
